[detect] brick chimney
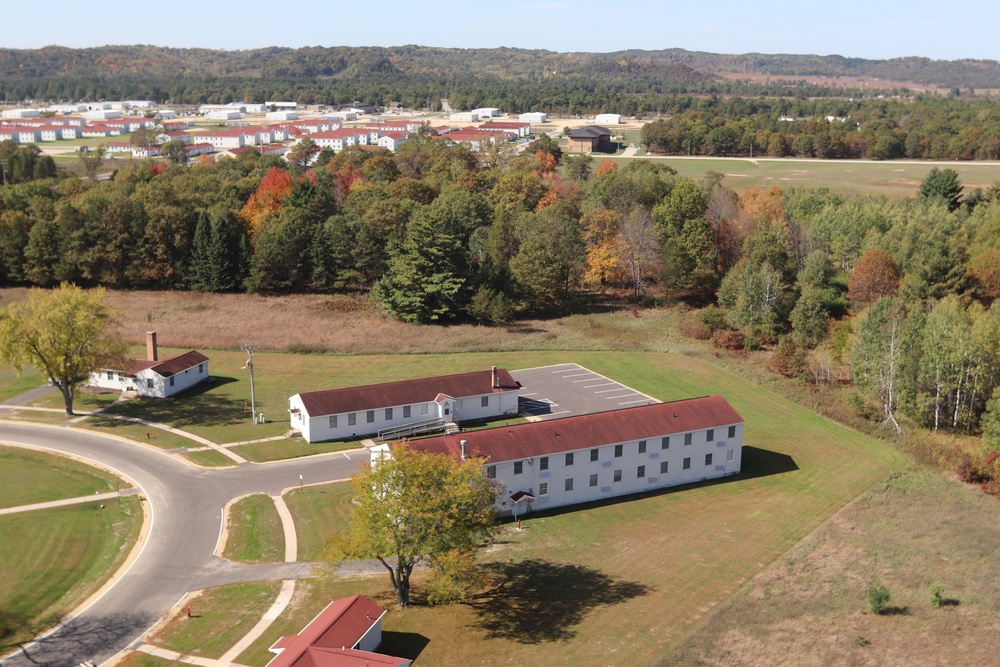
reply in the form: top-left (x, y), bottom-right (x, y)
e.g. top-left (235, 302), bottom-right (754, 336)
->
top-left (146, 331), bottom-right (158, 361)
top-left (492, 366), bottom-right (498, 388)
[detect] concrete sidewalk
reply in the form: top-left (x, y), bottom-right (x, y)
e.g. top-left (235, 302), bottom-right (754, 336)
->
top-left (0, 490), bottom-right (136, 515)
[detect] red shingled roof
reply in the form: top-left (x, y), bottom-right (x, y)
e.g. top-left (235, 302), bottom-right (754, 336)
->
top-left (297, 369), bottom-right (517, 417)
top-left (149, 350), bottom-right (209, 378)
top-left (406, 396), bottom-right (743, 463)
top-left (266, 595), bottom-right (389, 667)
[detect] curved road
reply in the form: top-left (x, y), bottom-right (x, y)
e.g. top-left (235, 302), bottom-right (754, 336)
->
top-left (0, 422), bottom-right (365, 667)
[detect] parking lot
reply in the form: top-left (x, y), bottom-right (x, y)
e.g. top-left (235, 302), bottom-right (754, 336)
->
top-left (510, 363), bottom-right (658, 421)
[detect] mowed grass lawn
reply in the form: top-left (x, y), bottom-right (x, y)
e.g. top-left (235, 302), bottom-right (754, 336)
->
top-left (234, 351), bottom-right (906, 666)
top-left (0, 445), bottom-right (122, 509)
top-left (147, 581), bottom-right (281, 659)
top-left (0, 363), bottom-right (46, 402)
top-left (223, 494), bottom-right (284, 563)
top-left (284, 482), bottom-right (354, 561)
top-left (0, 497), bottom-right (142, 648)
top-left (608, 156), bottom-right (1000, 197)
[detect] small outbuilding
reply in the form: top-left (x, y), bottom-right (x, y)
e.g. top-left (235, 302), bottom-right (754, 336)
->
top-left (567, 125), bottom-right (613, 152)
top-left (87, 332), bottom-right (209, 398)
top-left (266, 595), bottom-right (410, 667)
top-left (519, 112), bottom-right (547, 123)
top-left (595, 113), bottom-right (622, 125)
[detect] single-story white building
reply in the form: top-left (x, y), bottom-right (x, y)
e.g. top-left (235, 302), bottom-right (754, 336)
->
top-left (85, 109), bottom-right (122, 120)
top-left (380, 395), bottom-right (744, 516)
top-left (207, 110), bottom-right (242, 120)
top-left (518, 112), bottom-right (547, 124)
top-left (2, 109), bottom-right (40, 119)
top-left (266, 110), bottom-right (298, 121)
top-left (87, 332), bottom-right (210, 398)
top-left (472, 107), bottom-right (500, 118)
top-left (289, 367), bottom-right (520, 443)
top-left (266, 595), bottom-right (410, 667)
top-left (595, 113), bottom-right (622, 125)
top-left (450, 112), bottom-right (479, 123)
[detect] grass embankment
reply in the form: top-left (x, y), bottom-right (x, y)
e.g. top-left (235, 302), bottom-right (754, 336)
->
top-left (0, 445), bottom-right (122, 509)
top-left (147, 582), bottom-right (280, 660)
top-left (0, 496), bottom-right (142, 649)
top-left (182, 449), bottom-right (237, 467)
top-left (0, 364), bottom-right (46, 402)
top-left (223, 494), bottom-right (284, 564)
top-left (230, 438), bottom-right (359, 463)
top-left (110, 653), bottom-right (175, 667)
top-left (664, 468), bottom-right (1000, 665)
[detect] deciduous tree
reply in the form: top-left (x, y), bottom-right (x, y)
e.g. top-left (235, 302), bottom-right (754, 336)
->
top-left (332, 444), bottom-right (497, 607)
top-left (848, 248), bottom-right (900, 307)
top-left (0, 284), bottom-right (128, 415)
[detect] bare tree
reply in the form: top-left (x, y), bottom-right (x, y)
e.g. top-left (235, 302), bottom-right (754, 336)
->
top-left (78, 144), bottom-right (105, 181)
top-left (618, 208), bottom-right (661, 301)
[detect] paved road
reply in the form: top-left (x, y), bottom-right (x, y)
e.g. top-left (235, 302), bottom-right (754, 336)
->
top-left (0, 423), bottom-right (365, 667)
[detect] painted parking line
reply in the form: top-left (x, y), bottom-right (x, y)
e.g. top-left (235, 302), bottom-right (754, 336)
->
top-left (594, 388), bottom-right (627, 394)
top-left (519, 392), bottom-right (537, 397)
top-left (583, 382), bottom-right (617, 388)
top-left (552, 368), bottom-right (581, 373)
top-left (571, 377), bottom-right (601, 383)
top-left (536, 410), bottom-right (571, 418)
top-left (618, 398), bottom-right (651, 405)
top-left (606, 393), bottom-right (640, 400)
top-left (562, 373), bottom-right (595, 378)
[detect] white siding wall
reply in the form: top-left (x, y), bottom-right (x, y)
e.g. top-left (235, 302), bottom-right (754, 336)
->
top-left (291, 390), bottom-right (518, 443)
top-left (88, 369), bottom-right (135, 392)
top-left (356, 619), bottom-right (382, 652)
top-left (133, 361), bottom-right (209, 398)
top-left (490, 423), bottom-right (743, 515)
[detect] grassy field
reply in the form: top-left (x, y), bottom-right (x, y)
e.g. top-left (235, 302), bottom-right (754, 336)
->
top-left (0, 496), bottom-right (142, 649)
top-left (284, 482), bottom-right (354, 561)
top-left (182, 449), bottom-right (237, 467)
top-left (664, 468), bottom-right (1000, 665)
top-left (231, 351), bottom-right (905, 666)
top-left (0, 364), bottom-right (46, 402)
top-left (0, 445), bottom-right (122, 509)
top-left (607, 156), bottom-right (1000, 197)
top-left (147, 581), bottom-right (281, 659)
top-left (223, 495), bottom-right (284, 564)
top-left (230, 437), bottom-right (358, 463)
top-left (83, 417), bottom-right (200, 450)
top-left (110, 653), bottom-right (174, 667)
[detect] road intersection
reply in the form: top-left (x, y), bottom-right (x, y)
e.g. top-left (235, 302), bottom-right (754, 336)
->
top-left (0, 422), bottom-right (366, 667)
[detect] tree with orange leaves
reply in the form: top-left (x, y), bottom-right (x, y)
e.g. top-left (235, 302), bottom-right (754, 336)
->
top-left (239, 166), bottom-right (293, 236)
top-left (595, 159), bottom-right (617, 177)
top-left (848, 248), bottom-right (900, 307)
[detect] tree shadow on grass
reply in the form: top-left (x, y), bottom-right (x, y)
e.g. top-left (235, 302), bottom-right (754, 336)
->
top-left (100, 376), bottom-right (251, 428)
top-left (464, 559), bottom-right (652, 643)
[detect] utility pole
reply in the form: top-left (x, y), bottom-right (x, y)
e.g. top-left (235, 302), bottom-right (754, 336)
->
top-left (241, 344), bottom-right (259, 424)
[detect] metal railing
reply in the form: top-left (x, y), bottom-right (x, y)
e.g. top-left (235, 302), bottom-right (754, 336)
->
top-left (378, 417), bottom-right (447, 440)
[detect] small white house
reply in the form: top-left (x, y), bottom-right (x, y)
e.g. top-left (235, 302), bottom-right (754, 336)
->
top-left (386, 395), bottom-right (744, 516)
top-left (519, 112), bottom-right (547, 124)
top-left (266, 595), bottom-right (410, 667)
top-left (595, 113), bottom-right (622, 125)
top-left (289, 367), bottom-right (520, 443)
top-left (88, 332), bottom-right (209, 398)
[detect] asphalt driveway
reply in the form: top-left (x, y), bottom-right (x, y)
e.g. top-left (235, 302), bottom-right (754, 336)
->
top-left (510, 363), bottom-right (658, 421)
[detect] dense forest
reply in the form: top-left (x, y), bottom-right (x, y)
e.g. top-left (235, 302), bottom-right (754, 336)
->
top-left (639, 96), bottom-right (1000, 160)
top-left (3, 129), bottom-right (1000, 489)
top-left (4, 44), bottom-right (998, 113)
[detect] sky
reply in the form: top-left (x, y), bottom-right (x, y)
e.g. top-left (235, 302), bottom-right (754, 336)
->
top-left (5, 0), bottom-right (999, 61)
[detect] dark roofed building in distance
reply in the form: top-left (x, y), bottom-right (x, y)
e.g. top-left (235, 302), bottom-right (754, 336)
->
top-left (567, 125), bottom-right (613, 152)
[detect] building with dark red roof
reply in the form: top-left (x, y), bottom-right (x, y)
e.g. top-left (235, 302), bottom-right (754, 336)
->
top-left (374, 395), bottom-right (744, 516)
top-left (87, 332), bottom-right (210, 398)
top-left (266, 595), bottom-right (410, 667)
top-left (288, 368), bottom-right (520, 443)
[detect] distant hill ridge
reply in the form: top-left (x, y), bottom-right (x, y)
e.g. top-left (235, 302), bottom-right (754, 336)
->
top-left (2, 45), bottom-right (999, 89)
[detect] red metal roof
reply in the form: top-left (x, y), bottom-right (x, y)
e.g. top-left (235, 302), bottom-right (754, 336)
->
top-left (266, 595), bottom-right (388, 667)
top-left (296, 369), bottom-right (517, 417)
top-left (406, 396), bottom-right (743, 463)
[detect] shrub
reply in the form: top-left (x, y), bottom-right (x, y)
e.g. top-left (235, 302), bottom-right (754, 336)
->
top-left (770, 337), bottom-right (809, 378)
top-left (867, 585), bottom-right (891, 614)
top-left (980, 478), bottom-right (1000, 498)
top-left (711, 329), bottom-right (744, 350)
top-left (930, 584), bottom-right (946, 608)
top-left (699, 305), bottom-right (729, 334)
top-left (956, 456), bottom-right (988, 484)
